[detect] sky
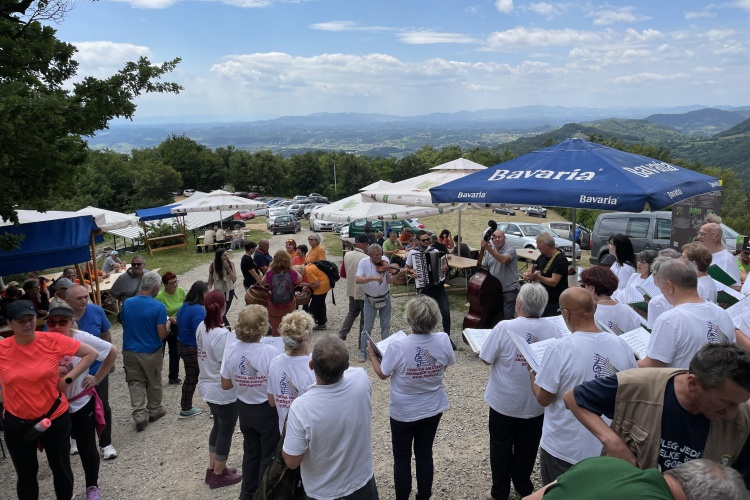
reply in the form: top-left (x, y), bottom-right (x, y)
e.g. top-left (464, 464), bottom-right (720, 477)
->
top-left (51, 0), bottom-right (750, 121)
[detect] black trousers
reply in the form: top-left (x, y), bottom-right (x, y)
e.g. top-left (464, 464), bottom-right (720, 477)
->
top-left (488, 408), bottom-right (544, 499)
top-left (3, 410), bottom-right (74, 500)
top-left (70, 397), bottom-right (100, 488)
top-left (390, 413), bottom-right (442, 500)
top-left (94, 374), bottom-right (113, 448)
top-left (162, 323), bottom-right (180, 381)
top-left (419, 285), bottom-right (451, 336)
top-left (309, 293), bottom-right (328, 325)
top-left (237, 400), bottom-right (280, 500)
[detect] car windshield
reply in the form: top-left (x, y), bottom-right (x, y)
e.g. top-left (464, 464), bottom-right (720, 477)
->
top-left (521, 225), bottom-right (557, 238)
top-left (276, 216), bottom-right (292, 222)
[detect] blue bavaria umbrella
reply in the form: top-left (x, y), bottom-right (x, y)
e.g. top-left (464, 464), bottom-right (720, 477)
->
top-left (430, 138), bottom-right (720, 211)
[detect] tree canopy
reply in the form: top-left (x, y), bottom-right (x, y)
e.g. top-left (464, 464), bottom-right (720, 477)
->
top-left (0, 0), bottom-right (181, 237)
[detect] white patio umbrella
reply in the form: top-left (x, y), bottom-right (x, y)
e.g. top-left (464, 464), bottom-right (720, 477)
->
top-left (170, 189), bottom-right (266, 227)
top-left (360, 158), bottom-right (490, 249)
top-left (311, 192), bottom-right (448, 223)
top-left (359, 180), bottom-right (393, 191)
top-left (76, 206), bottom-right (139, 232)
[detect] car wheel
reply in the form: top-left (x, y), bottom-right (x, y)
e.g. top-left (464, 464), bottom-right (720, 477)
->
top-left (272, 231), bottom-right (277, 235)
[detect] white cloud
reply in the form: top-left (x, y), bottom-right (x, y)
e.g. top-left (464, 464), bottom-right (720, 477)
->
top-left (684, 9), bottom-right (716, 19)
top-left (309, 21), bottom-right (395, 32)
top-left (527, 2), bottom-right (563, 18)
top-left (109, 0), bottom-right (178, 8)
top-left (734, 0), bottom-right (750, 12)
top-left (484, 27), bottom-right (601, 50)
top-left (73, 41), bottom-right (153, 77)
top-left (614, 72), bottom-right (689, 83)
top-left (398, 31), bottom-right (478, 44)
top-left (695, 66), bottom-right (724, 72)
top-left (700, 29), bottom-right (736, 41)
top-left (110, 0), bottom-right (285, 8)
top-left (588, 6), bottom-right (650, 25)
top-left (495, 0), bottom-right (513, 13)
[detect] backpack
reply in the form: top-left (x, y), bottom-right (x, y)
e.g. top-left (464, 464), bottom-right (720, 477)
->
top-left (269, 272), bottom-right (295, 305)
top-left (312, 260), bottom-right (340, 304)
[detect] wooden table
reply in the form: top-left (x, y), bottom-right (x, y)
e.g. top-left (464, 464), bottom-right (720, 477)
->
top-left (97, 267), bottom-right (160, 314)
top-left (41, 271), bottom-right (63, 282)
top-left (447, 255), bottom-right (478, 289)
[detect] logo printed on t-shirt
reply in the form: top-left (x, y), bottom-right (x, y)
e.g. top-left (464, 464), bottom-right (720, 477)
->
top-left (279, 372), bottom-right (300, 398)
top-left (525, 332), bottom-right (539, 344)
top-left (414, 346), bottom-right (437, 367)
top-left (592, 353), bottom-right (618, 378)
top-left (607, 321), bottom-right (624, 335)
top-left (239, 356), bottom-right (258, 376)
top-left (707, 322), bottom-right (729, 344)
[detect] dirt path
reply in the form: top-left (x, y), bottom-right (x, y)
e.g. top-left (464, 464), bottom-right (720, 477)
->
top-left (1, 226), bottom-right (536, 499)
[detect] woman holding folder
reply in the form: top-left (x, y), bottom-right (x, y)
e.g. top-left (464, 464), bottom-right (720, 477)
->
top-left (367, 295), bottom-right (455, 500)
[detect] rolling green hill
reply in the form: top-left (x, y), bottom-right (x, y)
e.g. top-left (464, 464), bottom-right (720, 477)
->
top-left (645, 108), bottom-right (745, 135)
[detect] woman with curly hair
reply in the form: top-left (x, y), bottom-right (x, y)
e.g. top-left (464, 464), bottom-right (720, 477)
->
top-left (267, 310), bottom-right (316, 432)
top-left (221, 305), bottom-right (280, 500)
top-left (264, 250), bottom-right (303, 336)
top-left (580, 265), bottom-right (642, 334)
top-left (197, 290), bottom-right (242, 489)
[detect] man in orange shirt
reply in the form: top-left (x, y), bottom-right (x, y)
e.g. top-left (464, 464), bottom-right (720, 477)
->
top-left (306, 234), bottom-right (327, 263)
top-left (399, 227), bottom-right (413, 244)
top-left (305, 263), bottom-right (330, 330)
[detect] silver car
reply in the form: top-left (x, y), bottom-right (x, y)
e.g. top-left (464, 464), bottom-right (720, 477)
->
top-left (309, 215), bottom-right (337, 232)
top-left (497, 222), bottom-right (581, 259)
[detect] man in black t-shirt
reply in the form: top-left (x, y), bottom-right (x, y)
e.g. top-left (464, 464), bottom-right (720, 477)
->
top-left (563, 344), bottom-right (750, 477)
top-left (523, 232), bottom-right (568, 317)
top-left (241, 241), bottom-right (263, 289)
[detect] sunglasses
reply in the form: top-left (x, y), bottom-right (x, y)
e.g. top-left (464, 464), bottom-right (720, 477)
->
top-left (47, 318), bottom-right (70, 327)
top-left (131, 263), bottom-right (144, 267)
top-left (419, 238), bottom-right (431, 243)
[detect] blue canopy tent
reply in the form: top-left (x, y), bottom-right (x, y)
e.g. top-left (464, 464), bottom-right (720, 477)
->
top-left (430, 138), bottom-right (720, 211)
top-left (134, 204), bottom-right (189, 255)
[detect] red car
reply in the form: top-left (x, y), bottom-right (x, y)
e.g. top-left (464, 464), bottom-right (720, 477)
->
top-left (233, 210), bottom-right (256, 221)
top-left (247, 192), bottom-right (259, 199)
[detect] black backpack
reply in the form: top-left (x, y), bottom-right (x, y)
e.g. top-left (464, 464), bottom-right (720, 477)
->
top-left (312, 260), bottom-right (340, 304)
top-left (269, 272), bottom-right (295, 306)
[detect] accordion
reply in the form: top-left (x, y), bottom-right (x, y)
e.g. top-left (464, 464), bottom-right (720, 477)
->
top-left (412, 250), bottom-right (447, 288)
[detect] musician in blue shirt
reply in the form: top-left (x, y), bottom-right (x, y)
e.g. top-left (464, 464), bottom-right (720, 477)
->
top-left (405, 230), bottom-right (456, 350)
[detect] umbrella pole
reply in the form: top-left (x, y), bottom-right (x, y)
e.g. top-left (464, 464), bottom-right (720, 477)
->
top-left (457, 210), bottom-right (462, 255)
top-left (571, 208), bottom-right (577, 269)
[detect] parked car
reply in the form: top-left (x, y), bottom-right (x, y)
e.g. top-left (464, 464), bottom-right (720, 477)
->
top-left (251, 204), bottom-right (269, 217)
top-left (183, 189), bottom-right (195, 197)
top-left (340, 219), bottom-right (430, 239)
top-left (496, 222), bottom-right (581, 259)
top-left (406, 218), bottom-right (425, 229)
top-left (219, 217), bottom-right (246, 230)
top-left (308, 193), bottom-right (329, 203)
top-left (492, 207), bottom-right (516, 216)
top-left (309, 215), bottom-right (337, 232)
top-left (287, 202), bottom-right (312, 219)
top-left (247, 192), bottom-right (260, 199)
top-left (232, 210), bottom-right (255, 221)
top-left (525, 208), bottom-right (547, 218)
top-left (589, 211), bottom-right (742, 264)
top-left (265, 198), bottom-right (285, 207)
top-left (542, 221), bottom-right (591, 250)
top-left (233, 191), bottom-right (249, 198)
top-left (267, 208), bottom-right (291, 229)
top-left (269, 215), bottom-right (301, 235)
top-left (304, 204), bottom-right (327, 219)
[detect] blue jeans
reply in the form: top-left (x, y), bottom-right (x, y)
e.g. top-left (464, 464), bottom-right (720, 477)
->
top-left (361, 293), bottom-right (392, 355)
top-left (391, 413), bottom-right (443, 500)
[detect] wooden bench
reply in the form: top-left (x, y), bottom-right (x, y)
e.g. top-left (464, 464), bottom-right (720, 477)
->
top-left (196, 241), bottom-right (231, 253)
top-left (145, 233), bottom-right (188, 254)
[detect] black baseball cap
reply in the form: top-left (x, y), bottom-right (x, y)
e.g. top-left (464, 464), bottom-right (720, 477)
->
top-left (7, 300), bottom-right (37, 320)
top-left (355, 235), bottom-right (370, 244)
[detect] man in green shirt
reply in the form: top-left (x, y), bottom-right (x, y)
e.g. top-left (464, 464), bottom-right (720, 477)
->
top-left (382, 230), bottom-right (405, 266)
top-left (523, 457), bottom-right (747, 500)
top-left (737, 244), bottom-right (750, 283)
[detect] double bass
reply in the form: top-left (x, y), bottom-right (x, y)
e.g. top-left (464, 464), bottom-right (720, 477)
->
top-left (462, 220), bottom-right (505, 330)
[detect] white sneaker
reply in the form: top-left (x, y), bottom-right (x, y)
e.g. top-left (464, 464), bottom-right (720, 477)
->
top-left (100, 444), bottom-right (118, 460)
top-left (70, 438), bottom-right (79, 456)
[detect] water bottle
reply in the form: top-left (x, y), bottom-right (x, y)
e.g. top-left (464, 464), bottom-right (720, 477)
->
top-left (23, 418), bottom-right (51, 441)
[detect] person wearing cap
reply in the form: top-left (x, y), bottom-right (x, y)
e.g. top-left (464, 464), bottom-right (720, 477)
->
top-left (47, 304), bottom-right (118, 500)
top-left (67, 284), bottom-right (120, 460)
top-left (338, 234), bottom-right (369, 344)
top-left (50, 277), bottom-right (74, 308)
top-left (102, 251), bottom-right (124, 274)
top-left (0, 300), bottom-right (97, 500)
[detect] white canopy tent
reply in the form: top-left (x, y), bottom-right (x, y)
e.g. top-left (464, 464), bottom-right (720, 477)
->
top-left (310, 191), bottom-right (447, 223)
top-left (170, 189), bottom-right (265, 221)
top-left (75, 206), bottom-right (139, 232)
top-left (359, 180), bottom-right (393, 191)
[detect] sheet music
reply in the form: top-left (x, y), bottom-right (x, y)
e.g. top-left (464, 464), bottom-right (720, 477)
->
top-left (546, 315), bottom-right (572, 337)
top-left (376, 330), bottom-right (407, 356)
top-left (636, 274), bottom-right (660, 299)
top-left (596, 320), bottom-right (614, 334)
top-left (507, 330), bottom-right (559, 373)
top-left (462, 328), bottom-right (492, 354)
top-left (726, 295), bottom-right (750, 328)
top-left (260, 336), bottom-right (285, 355)
top-left (715, 281), bottom-right (744, 300)
top-left (618, 327), bottom-right (651, 360)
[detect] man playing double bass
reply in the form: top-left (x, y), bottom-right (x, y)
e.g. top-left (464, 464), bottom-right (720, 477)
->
top-left (481, 230), bottom-right (519, 321)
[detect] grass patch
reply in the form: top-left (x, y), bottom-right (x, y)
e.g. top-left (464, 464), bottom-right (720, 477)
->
top-left (323, 232), bottom-right (344, 258)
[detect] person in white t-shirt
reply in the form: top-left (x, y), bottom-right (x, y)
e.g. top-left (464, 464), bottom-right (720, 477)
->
top-left (580, 266), bottom-right (642, 335)
top-left (367, 295), bottom-right (456, 500)
top-left (196, 291), bottom-right (242, 489)
top-left (681, 242), bottom-right (717, 303)
top-left (531, 287), bottom-right (638, 485)
top-left (607, 234), bottom-right (636, 291)
top-left (647, 255), bottom-right (677, 329)
top-left (221, 305), bottom-right (280, 500)
top-left (267, 310), bottom-right (316, 433)
top-left (283, 336), bottom-right (379, 500)
top-left (48, 305), bottom-right (118, 500)
top-left (696, 222), bottom-right (741, 287)
top-left (639, 259), bottom-right (735, 369)
top-left (479, 283), bottom-right (562, 500)
top-left (613, 249), bottom-right (657, 306)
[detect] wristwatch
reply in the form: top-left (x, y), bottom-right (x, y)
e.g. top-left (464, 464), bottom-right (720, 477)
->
top-left (64, 376), bottom-right (73, 385)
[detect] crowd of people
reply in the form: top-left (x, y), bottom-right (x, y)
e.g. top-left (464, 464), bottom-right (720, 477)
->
top-left (4, 218), bottom-right (750, 500)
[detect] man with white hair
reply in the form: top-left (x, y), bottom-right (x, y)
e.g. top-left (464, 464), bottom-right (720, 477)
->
top-left (481, 229), bottom-right (520, 322)
top-left (639, 259), bottom-right (735, 369)
top-left (120, 271), bottom-right (169, 432)
top-left (523, 233), bottom-right (568, 317)
top-left (695, 222), bottom-right (741, 286)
